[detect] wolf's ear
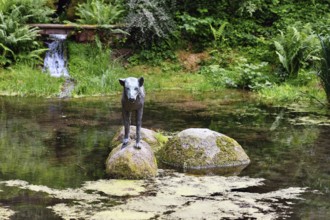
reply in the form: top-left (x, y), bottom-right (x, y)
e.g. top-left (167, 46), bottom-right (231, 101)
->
top-left (119, 79), bottom-right (125, 86)
top-left (138, 77), bottom-right (144, 87)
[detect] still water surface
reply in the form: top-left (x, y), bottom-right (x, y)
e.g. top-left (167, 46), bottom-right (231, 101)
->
top-left (0, 90), bottom-right (329, 219)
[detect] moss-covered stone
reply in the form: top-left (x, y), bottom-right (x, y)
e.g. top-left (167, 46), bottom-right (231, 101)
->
top-left (105, 141), bottom-right (157, 179)
top-left (160, 128), bottom-right (250, 170)
top-left (111, 126), bottom-right (168, 153)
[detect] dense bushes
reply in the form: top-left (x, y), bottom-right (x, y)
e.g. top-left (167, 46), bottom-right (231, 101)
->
top-left (125, 0), bottom-right (176, 48)
top-left (319, 36), bottom-right (330, 103)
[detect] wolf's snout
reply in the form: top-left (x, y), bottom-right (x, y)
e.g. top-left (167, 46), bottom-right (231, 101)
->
top-left (128, 97), bottom-right (136, 102)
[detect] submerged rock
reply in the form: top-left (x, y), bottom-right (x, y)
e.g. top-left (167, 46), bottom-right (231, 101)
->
top-left (111, 126), bottom-right (167, 153)
top-left (105, 141), bottom-right (157, 179)
top-left (160, 128), bottom-right (250, 169)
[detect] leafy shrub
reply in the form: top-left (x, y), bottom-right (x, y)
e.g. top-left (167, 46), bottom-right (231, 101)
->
top-left (319, 36), bottom-right (330, 103)
top-left (200, 61), bottom-right (272, 91)
top-left (237, 0), bottom-right (264, 17)
top-left (75, 0), bottom-right (124, 25)
top-left (177, 12), bottom-right (213, 42)
top-left (274, 23), bottom-right (319, 80)
top-left (126, 0), bottom-right (176, 48)
top-left (0, 9), bottom-right (46, 67)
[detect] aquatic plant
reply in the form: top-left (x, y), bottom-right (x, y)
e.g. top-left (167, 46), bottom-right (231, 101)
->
top-left (319, 36), bottom-right (330, 104)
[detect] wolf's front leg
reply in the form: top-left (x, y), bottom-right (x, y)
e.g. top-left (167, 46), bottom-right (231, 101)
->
top-left (135, 108), bottom-right (143, 149)
top-left (122, 110), bottom-right (131, 148)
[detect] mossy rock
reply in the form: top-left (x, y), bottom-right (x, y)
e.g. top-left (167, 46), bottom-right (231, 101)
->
top-left (105, 141), bottom-right (158, 179)
top-left (160, 128), bottom-right (250, 169)
top-left (111, 126), bottom-right (168, 153)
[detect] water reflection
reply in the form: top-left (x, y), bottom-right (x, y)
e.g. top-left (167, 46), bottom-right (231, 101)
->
top-left (0, 90), bottom-right (329, 219)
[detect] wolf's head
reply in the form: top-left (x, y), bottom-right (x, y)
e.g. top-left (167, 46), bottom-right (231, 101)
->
top-left (119, 77), bottom-right (144, 102)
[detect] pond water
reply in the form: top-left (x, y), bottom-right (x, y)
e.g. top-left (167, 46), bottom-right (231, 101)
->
top-left (0, 90), bottom-right (329, 219)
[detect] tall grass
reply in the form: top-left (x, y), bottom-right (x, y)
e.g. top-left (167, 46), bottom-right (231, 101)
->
top-left (0, 64), bottom-right (64, 97)
top-left (68, 42), bottom-right (123, 96)
top-left (258, 73), bottom-right (325, 105)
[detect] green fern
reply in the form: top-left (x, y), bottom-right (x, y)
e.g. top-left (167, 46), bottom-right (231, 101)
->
top-left (210, 21), bottom-right (228, 48)
top-left (0, 43), bottom-right (14, 66)
top-left (0, 0), bottom-right (54, 23)
top-left (76, 0), bottom-right (124, 25)
top-left (274, 23), bottom-right (319, 79)
top-left (0, 9), bottom-right (44, 66)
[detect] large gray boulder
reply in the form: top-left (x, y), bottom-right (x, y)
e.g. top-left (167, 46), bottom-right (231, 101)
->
top-left (160, 128), bottom-right (250, 169)
top-left (105, 141), bottom-right (158, 179)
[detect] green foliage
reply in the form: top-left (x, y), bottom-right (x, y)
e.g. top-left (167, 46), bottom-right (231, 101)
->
top-left (318, 36), bottom-right (330, 103)
top-left (237, 0), bottom-right (266, 17)
top-left (177, 9), bottom-right (231, 49)
top-left (126, 0), bottom-right (176, 48)
top-left (0, 43), bottom-right (14, 66)
top-left (274, 23), bottom-right (319, 80)
top-left (75, 0), bottom-right (125, 25)
top-left (0, 9), bottom-right (46, 67)
top-left (128, 42), bottom-right (177, 66)
top-left (178, 12), bottom-right (213, 37)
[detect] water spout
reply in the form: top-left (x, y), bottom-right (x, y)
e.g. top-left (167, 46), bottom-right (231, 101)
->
top-left (43, 34), bottom-right (69, 78)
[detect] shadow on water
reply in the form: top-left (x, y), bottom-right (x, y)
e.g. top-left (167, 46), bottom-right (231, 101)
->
top-left (0, 90), bottom-right (329, 219)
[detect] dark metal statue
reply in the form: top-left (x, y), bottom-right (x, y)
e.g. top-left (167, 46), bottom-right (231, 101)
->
top-left (119, 77), bottom-right (145, 149)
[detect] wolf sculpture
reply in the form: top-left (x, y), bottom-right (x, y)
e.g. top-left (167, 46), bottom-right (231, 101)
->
top-left (119, 77), bottom-right (145, 149)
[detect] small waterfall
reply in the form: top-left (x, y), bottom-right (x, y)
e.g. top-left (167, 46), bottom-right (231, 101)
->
top-left (43, 34), bottom-right (69, 78)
